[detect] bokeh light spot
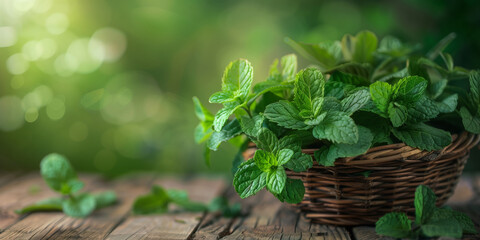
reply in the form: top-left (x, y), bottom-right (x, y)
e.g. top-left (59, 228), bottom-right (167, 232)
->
top-left (89, 28), bottom-right (127, 62)
top-left (22, 41), bottom-right (44, 61)
top-left (10, 76), bottom-right (25, 89)
top-left (39, 38), bottom-right (57, 59)
top-left (0, 27), bottom-right (17, 47)
top-left (45, 13), bottom-right (69, 35)
top-left (13, 0), bottom-right (36, 12)
top-left (25, 108), bottom-right (39, 123)
top-left (66, 38), bottom-right (103, 73)
top-left (6, 53), bottom-right (29, 75)
top-left (0, 96), bottom-right (25, 131)
top-left (69, 121), bottom-right (88, 142)
top-left (46, 98), bottom-right (65, 120)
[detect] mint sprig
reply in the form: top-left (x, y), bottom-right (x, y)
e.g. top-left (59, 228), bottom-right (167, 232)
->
top-left (376, 185), bottom-right (477, 239)
top-left (17, 153), bottom-right (117, 217)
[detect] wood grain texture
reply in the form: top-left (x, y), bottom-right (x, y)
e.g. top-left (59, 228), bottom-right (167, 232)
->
top-left (0, 174), bottom-right (153, 240)
top-left (106, 178), bottom-right (225, 240)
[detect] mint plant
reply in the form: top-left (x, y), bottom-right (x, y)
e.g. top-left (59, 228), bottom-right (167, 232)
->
top-left (194, 30), bottom-right (480, 203)
top-left (17, 153), bottom-right (117, 217)
top-left (132, 185), bottom-right (240, 217)
top-left (376, 185), bottom-right (477, 239)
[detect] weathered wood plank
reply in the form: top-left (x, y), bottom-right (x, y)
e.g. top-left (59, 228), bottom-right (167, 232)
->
top-left (0, 174), bottom-right (153, 240)
top-left (0, 172), bottom-right (23, 188)
top-left (106, 178), bottom-right (226, 240)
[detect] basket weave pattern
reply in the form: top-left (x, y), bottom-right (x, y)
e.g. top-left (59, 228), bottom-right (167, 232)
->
top-left (243, 132), bottom-right (480, 226)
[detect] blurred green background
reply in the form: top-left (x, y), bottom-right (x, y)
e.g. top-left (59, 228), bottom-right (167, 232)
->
top-left (1, 0), bottom-right (479, 177)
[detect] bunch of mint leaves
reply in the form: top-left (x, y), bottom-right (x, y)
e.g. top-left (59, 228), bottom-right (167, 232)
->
top-left (132, 185), bottom-right (241, 217)
top-left (376, 185), bottom-right (477, 239)
top-left (17, 153), bottom-right (117, 218)
top-left (193, 30), bottom-right (480, 203)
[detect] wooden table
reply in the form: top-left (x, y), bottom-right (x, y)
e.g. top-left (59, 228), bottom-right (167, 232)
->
top-left (0, 172), bottom-right (478, 240)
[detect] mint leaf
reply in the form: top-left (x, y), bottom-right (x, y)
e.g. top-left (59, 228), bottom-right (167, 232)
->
top-left (370, 81), bottom-right (392, 114)
top-left (293, 68), bottom-right (325, 116)
top-left (388, 102), bottom-right (408, 127)
top-left (314, 146), bottom-right (335, 167)
top-left (256, 128), bottom-right (279, 153)
top-left (460, 107), bottom-right (480, 134)
top-left (407, 96), bottom-right (440, 123)
top-left (281, 54), bottom-right (297, 81)
top-left (284, 37), bottom-right (341, 70)
top-left (233, 159), bottom-right (267, 198)
top-left (375, 212), bottom-right (412, 239)
top-left (132, 185), bottom-right (170, 214)
top-left (274, 178), bottom-right (304, 204)
top-left (284, 152), bottom-right (312, 172)
top-left (221, 59), bottom-right (253, 101)
top-left (209, 91), bottom-right (235, 104)
top-left (239, 115), bottom-right (264, 137)
top-left (435, 94), bottom-right (458, 113)
top-left (352, 30), bottom-right (378, 63)
top-left (194, 123), bottom-right (213, 144)
top-left (254, 150), bottom-right (277, 172)
top-left (428, 79), bottom-right (448, 99)
top-left (193, 97), bottom-right (214, 143)
top-left (93, 191), bottom-right (117, 209)
top-left (208, 119), bottom-right (242, 151)
top-left (277, 149), bottom-right (294, 166)
top-left (193, 96), bottom-right (214, 122)
top-left (392, 76), bottom-right (428, 105)
top-left (40, 153), bottom-right (83, 195)
top-left (62, 193), bottom-right (96, 218)
top-left (452, 211), bottom-right (478, 234)
top-left (415, 185), bottom-right (437, 225)
top-left (304, 112), bottom-right (327, 126)
top-left (421, 219), bottom-right (462, 238)
top-left (392, 123), bottom-right (451, 151)
top-left (266, 166), bottom-right (286, 194)
top-left (470, 70), bottom-right (480, 103)
top-left (16, 197), bottom-right (64, 214)
top-left (212, 102), bottom-right (241, 131)
top-left (341, 88), bottom-right (370, 115)
top-left (313, 111), bottom-right (358, 144)
top-left (264, 101), bottom-right (309, 130)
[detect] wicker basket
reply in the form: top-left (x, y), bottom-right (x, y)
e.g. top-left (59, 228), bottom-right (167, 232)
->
top-left (243, 131), bottom-right (480, 226)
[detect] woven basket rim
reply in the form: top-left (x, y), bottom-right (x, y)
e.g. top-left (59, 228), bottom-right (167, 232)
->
top-left (246, 131), bottom-right (480, 166)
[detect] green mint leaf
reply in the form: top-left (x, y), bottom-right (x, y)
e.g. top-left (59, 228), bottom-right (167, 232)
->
top-left (193, 96), bottom-right (214, 122)
top-left (421, 219), bottom-right (462, 238)
top-left (435, 94), bottom-right (458, 113)
top-left (370, 81), bottom-right (392, 114)
top-left (221, 59), bottom-right (253, 101)
top-left (277, 149), bottom-right (294, 166)
top-left (341, 88), bottom-right (370, 115)
top-left (252, 81), bottom-right (292, 95)
top-left (304, 112), bottom-right (327, 126)
top-left (281, 54), bottom-right (297, 81)
top-left (254, 150), bottom-right (277, 172)
top-left (392, 76), bottom-right (428, 105)
top-left (460, 107), bottom-right (480, 134)
top-left (274, 178), bottom-right (305, 204)
top-left (132, 185), bottom-right (170, 214)
top-left (388, 102), bottom-right (408, 127)
top-left (212, 102), bottom-right (241, 131)
top-left (256, 128), bottom-right (279, 153)
top-left (207, 197), bottom-right (241, 217)
top-left (40, 153), bottom-right (82, 195)
top-left (284, 152), bottom-right (312, 172)
top-left (325, 80), bottom-right (355, 99)
top-left (469, 70), bottom-right (480, 104)
top-left (233, 159), bottom-right (267, 198)
top-left (452, 211), bottom-right (478, 234)
top-left (375, 212), bottom-right (412, 239)
top-left (16, 197), bottom-right (64, 214)
top-left (169, 190), bottom-right (208, 212)
top-left (415, 185), bottom-right (437, 225)
top-left (315, 126), bottom-right (373, 167)
top-left (264, 101), bottom-right (310, 130)
top-left (313, 111), bottom-right (358, 144)
top-left (284, 37), bottom-right (341, 70)
top-left (392, 123), bottom-right (452, 151)
top-left (239, 115), bottom-right (264, 137)
top-left (407, 96), bottom-right (440, 123)
top-left (352, 30), bottom-right (378, 63)
top-left (329, 71), bottom-right (369, 86)
top-left (62, 193), bottom-right (96, 218)
top-left (209, 91), bottom-right (235, 104)
top-left (208, 119), bottom-right (242, 151)
top-left (266, 166), bottom-right (286, 195)
top-left (353, 112), bottom-right (392, 145)
top-left (293, 68), bottom-right (325, 115)
top-left (93, 191), bottom-right (117, 209)
top-left (194, 122), bottom-right (213, 144)
top-left (428, 79), bottom-right (448, 99)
